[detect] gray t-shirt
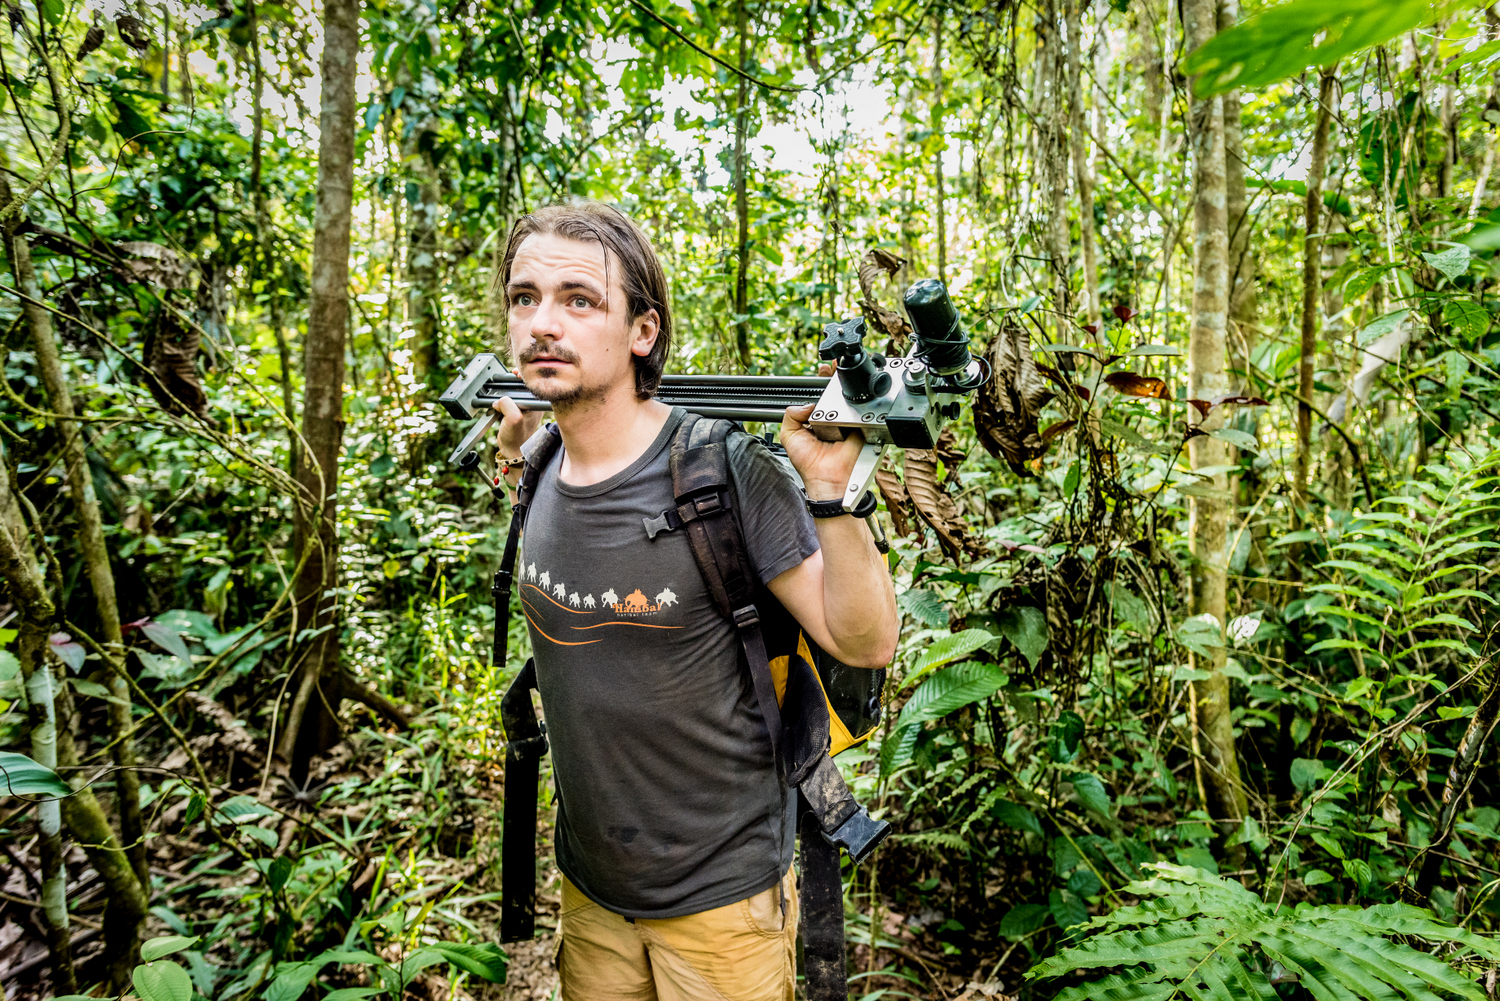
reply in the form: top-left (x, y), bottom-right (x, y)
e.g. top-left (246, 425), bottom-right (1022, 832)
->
top-left (518, 408), bottom-right (820, 919)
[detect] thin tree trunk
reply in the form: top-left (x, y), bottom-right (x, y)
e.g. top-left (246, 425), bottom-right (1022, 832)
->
top-left (733, 0), bottom-right (751, 370)
top-left (932, 5), bottom-right (947, 285)
top-left (1294, 72), bottom-right (1338, 531)
top-left (0, 463), bottom-right (74, 993)
top-left (1415, 667), bottom-right (1500, 898)
top-left (276, 0), bottom-right (358, 781)
top-left (1183, 0), bottom-right (1246, 825)
top-left (405, 125), bottom-right (442, 394)
top-left (0, 468), bottom-right (147, 991)
top-left (1039, 0), bottom-right (1071, 325)
top-left (0, 175), bottom-right (149, 895)
top-left (1065, 0), bottom-right (1099, 326)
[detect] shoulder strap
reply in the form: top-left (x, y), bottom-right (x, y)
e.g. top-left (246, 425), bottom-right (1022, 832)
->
top-left (492, 424), bottom-right (562, 669)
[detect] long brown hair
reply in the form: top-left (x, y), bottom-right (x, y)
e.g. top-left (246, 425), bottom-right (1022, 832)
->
top-left (498, 202), bottom-right (672, 400)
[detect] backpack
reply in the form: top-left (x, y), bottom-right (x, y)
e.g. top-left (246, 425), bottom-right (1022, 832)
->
top-left (494, 414), bottom-right (891, 1001)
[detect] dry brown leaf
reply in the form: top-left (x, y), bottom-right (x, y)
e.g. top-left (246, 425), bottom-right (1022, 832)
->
top-left (1103, 371), bottom-right (1170, 399)
top-left (116, 14), bottom-right (150, 51)
top-left (117, 241), bottom-right (196, 289)
top-left (143, 308), bottom-right (209, 418)
top-left (1040, 419), bottom-right (1076, 444)
top-left (874, 459), bottom-right (913, 539)
top-left (76, 20), bottom-right (105, 59)
top-left (974, 318), bottom-right (1055, 470)
top-left (905, 430), bottom-right (986, 562)
top-left (856, 248), bottom-right (912, 351)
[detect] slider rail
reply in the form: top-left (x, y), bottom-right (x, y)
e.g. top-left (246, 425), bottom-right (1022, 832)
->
top-left (470, 373), bottom-right (830, 424)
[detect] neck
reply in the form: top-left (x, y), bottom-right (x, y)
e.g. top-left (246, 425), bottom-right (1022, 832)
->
top-left (552, 381), bottom-right (672, 486)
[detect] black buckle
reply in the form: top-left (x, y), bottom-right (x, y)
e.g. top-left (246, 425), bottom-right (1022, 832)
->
top-left (692, 491), bottom-right (726, 517)
top-left (492, 569), bottom-right (512, 597)
top-left (732, 605), bottom-right (760, 630)
top-left (507, 721), bottom-right (548, 761)
top-left (823, 805), bottom-right (891, 864)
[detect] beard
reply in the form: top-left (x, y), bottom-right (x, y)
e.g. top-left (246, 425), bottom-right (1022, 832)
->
top-left (517, 342), bottom-right (605, 410)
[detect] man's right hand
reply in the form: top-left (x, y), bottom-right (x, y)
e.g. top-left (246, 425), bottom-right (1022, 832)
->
top-left (493, 395), bottom-right (543, 460)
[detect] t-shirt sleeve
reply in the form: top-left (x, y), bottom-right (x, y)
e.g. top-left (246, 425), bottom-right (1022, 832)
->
top-left (728, 433), bottom-right (821, 586)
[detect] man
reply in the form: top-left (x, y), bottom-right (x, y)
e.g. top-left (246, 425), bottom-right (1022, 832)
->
top-left (491, 201), bottom-right (899, 1001)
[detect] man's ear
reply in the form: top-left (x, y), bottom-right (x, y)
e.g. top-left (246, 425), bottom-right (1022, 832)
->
top-left (630, 309), bottom-right (661, 358)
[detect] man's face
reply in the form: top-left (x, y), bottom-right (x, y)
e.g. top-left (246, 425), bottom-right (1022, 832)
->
top-left (505, 232), bottom-right (659, 409)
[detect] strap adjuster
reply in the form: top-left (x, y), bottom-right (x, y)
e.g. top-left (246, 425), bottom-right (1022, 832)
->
top-left (692, 491), bottom-right (726, 516)
top-left (733, 605), bottom-right (760, 629)
top-left (492, 569), bottom-right (513, 597)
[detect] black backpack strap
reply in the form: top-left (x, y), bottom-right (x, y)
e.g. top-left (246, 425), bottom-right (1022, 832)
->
top-left (497, 424), bottom-right (562, 943)
top-left (663, 414), bottom-right (791, 773)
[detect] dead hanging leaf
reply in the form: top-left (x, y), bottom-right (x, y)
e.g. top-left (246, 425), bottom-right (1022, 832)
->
top-left (1040, 419), bottom-right (1076, 444)
top-left (6, 3), bottom-right (22, 35)
top-left (1103, 371), bottom-right (1170, 399)
top-left (856, 248), bottom-right (912, 349)
top-left (874, 459), bottom-right (913, 539)
top-left (143, 307), bottom-right (209, 419)
top-left (1189, 393), bottom-right (1271, 419)
top-left (1112, 304), bottom-right (1138, 322)
top-left (77, 19), bottom-right (105, 59)
top-left (116, 241), bottom-right (196, 289)
top-left (974, 318), bottom-right (1056, 471)
top-left (905, 429), bottom-right (986, 562)
top-left (116, 14), bottom-right (150, 51)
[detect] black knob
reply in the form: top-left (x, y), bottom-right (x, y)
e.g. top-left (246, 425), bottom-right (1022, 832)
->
top-left (819, 318), bottom-right (867, 363)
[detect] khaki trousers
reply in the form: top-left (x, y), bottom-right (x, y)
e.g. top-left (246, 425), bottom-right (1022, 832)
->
top-left (557, 868), bottom-right (798, 1001)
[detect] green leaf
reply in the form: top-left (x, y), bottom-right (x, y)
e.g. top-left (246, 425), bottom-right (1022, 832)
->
top-left (1181, 0), bottom-right (1462, 98)
top-left (1303, 868), bottom-right (1335, 886)
top-left (995, 605), bottom-right (1049, 667)
top-left (265, 960), bottom-right (322, 1001)
top-left (1289, 758), bottom-right (1327, 793)
top-left (898, 661), bottom-right (1009, 725)
top-left (904, 629), bottom-right (998, 688)
top-left (1071, 773), bottom-right (1112, 817)
top-left (322, 991), bottom-right (384, 1001)
top-left (897, 587), bottom-right (949, 627)
top-left (1050, 710), bottom-right (1086, 764)
top-left (1176, 614), bottom-right (1223, 657)
top-left (0, 751), bottom-right (72, 797)
top-left (1048, 888), bottom-right (1090, 931)
top-left (1128, 344), bottom-right (1179, 356)
top-left (70, 678), bottom-right (128, 706)
top-left (1210, 428), bottom-right (1260, 454)
top-left (1423, 245), bottom-right (1472, 281)
top-left (1357, 308), bottom-right (1411, 346)
top-left (1444, 299), bottom-right (1490, 342)
top-left (141, 619), bottom-right (193, 665)
top-left (994, 800), bottom-right (1043, 836)
top-left (428, 942), bottom-right (508, 982)
top-left (134, 961), bottom-right (193, 1001)
top-left (141, 935), bottom-right (201, 962)
top-left (268, 855), bottom-right (295, 892)
top-left (1000, 903), bottom-right (1051, 937)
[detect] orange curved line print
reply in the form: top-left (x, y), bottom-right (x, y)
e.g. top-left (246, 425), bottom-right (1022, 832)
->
top-left (523, 604), bottom-right (602, 646)
top-left (568, 621), bottom-right (683, 631)
top-left (523, 583), bottom-right (591, 615)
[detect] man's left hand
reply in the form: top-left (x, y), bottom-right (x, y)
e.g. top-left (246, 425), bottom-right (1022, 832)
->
top-left (780, 404), bottom-right (865, 503)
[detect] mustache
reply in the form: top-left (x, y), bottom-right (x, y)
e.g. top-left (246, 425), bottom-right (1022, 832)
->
top-left (518, 342), bottom-right (580, 366)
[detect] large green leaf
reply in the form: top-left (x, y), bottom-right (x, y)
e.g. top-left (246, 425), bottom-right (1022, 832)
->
top-left (141, 935), bottom-right (201, 962)
top-left (898, 661), bottom-right (1008, 725)
top-left (429, 942), bottom-right (508, 982)
top-left (134, 961), bottom-right (193, 1001)
top-left (0, 751), bottom-right (72, 797)
top-left (1181, 0), bottom-right (1470, 98)
top-left (903, 629), bottom-right (997, 688)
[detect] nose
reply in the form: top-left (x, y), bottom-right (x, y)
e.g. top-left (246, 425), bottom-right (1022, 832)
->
top-left (530, 294), bottom-right (565, 341)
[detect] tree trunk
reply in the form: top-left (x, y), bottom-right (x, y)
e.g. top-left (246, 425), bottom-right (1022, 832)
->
top-left (0, 463), bottom-right (74, 994)
top-left (405, 114), bottom-right (442, 394)
top-left (1182, 0), bottom-right (1246, 825)
top-left (1039, 0), bottom-right (1072, 324)
top-left (0, 466), bottom-right (147, 991)
top-left (733, 0), bottom-right (751, 370)
top-left (932, 5), bottom-right (947, 285)
top-left (276, 0), bottom-right (358, 782)
top-left (0, 175), bottom-right (149, 894)
top-left (1294, 72), bottom-right (1338, 531)
top-left (1414, 667), bottom-right (1500, 898)
top-left (1065, 0), bottom-right (1100, 327)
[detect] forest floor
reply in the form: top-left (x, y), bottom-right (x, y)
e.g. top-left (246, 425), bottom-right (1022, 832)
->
top-left (0, 714), bottom-right (1012, 1001)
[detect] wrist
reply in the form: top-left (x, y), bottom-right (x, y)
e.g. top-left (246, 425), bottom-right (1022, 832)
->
top-left (803, 481), bottom-right (846, 503)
